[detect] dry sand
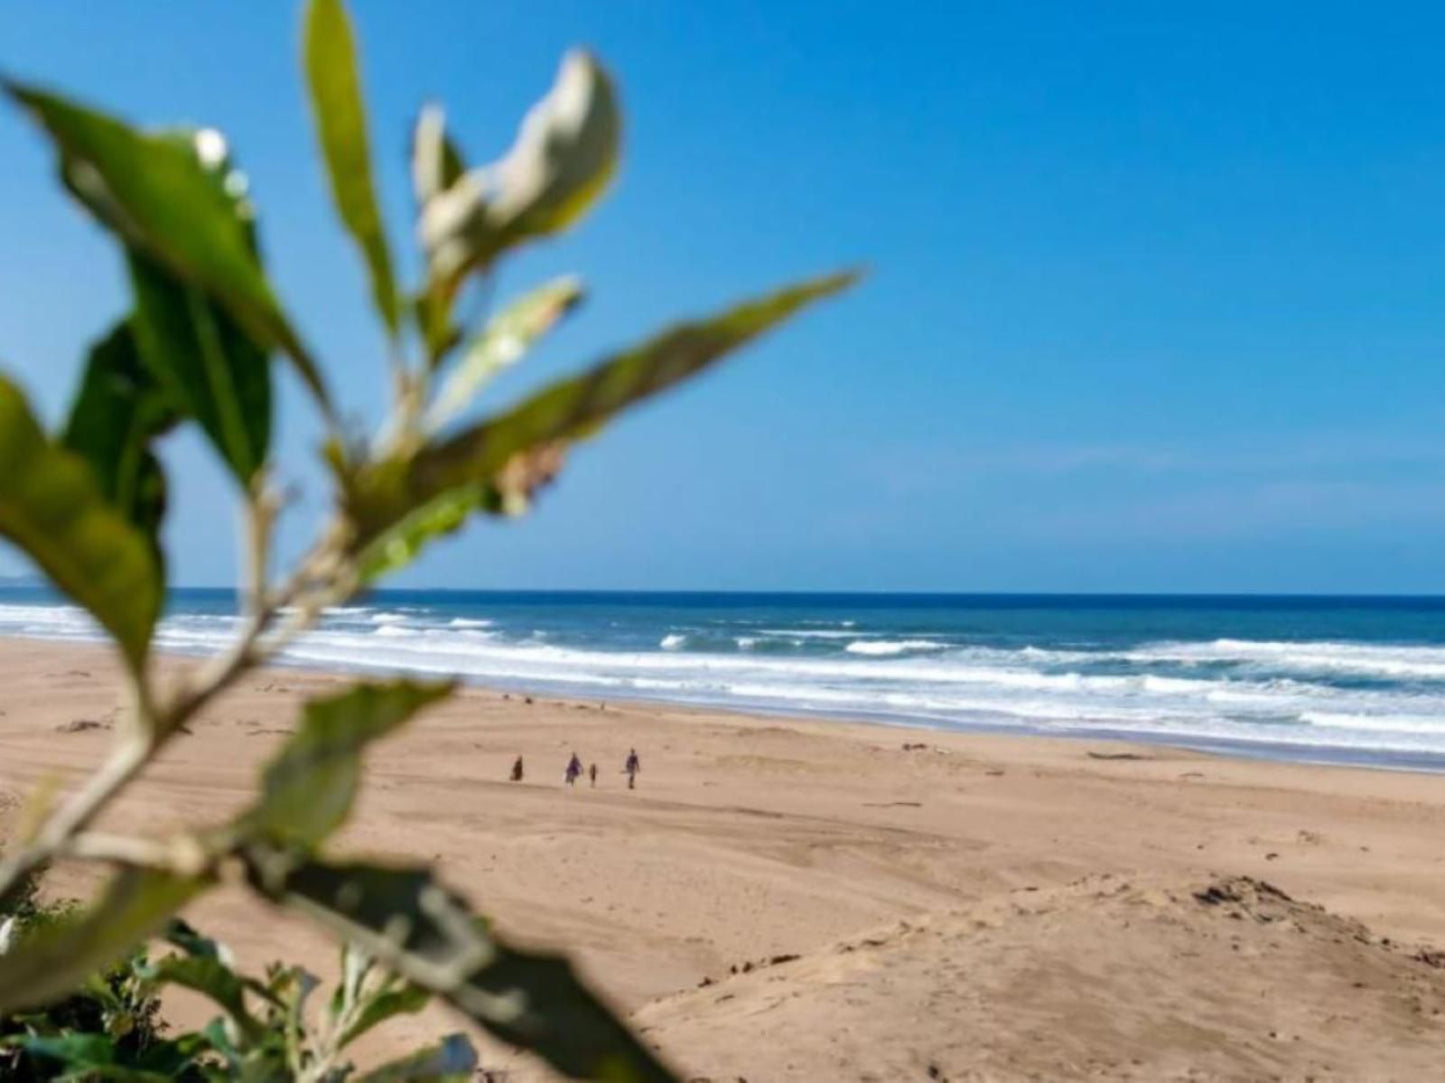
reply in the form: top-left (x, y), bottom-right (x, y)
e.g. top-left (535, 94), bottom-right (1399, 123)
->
top-left (2, 637), bottom-right (1445, 1080)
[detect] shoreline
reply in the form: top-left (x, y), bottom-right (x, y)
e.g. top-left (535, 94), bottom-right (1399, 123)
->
top-left (168, 648), bottom-right (1445, 779)
top-left (6, 637), bottom-right (1445, 1077)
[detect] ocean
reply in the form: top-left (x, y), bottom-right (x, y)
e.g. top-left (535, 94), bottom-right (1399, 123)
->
top-left (4, 588), bottom-right (1445, 770)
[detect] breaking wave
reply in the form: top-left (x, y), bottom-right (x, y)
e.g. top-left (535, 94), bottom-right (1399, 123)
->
top-left (5, 592), bottom-right (1445, 766)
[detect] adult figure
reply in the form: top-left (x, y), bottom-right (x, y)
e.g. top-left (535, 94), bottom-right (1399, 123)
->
top-left (625, 747), bottom-right (641, 790)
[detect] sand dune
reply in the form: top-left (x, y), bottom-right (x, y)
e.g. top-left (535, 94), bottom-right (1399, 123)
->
top-left (3, 638), bottom-right (1445, 1079)
top-left (640, 874), bottom-right (1445, 1081)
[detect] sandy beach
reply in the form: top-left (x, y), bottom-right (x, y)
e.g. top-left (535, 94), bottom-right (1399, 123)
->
top-left (4, 636), bottom-right (1445, 1080)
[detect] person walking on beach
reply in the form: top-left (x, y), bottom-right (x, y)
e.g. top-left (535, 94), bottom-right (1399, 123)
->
top-left (589, 762), bottom-right (598, 788)
top-left (625, 747), bottom-right (641, 790)
top-left (565, 752), bottom-right (583, 787)
top-left (510, 755), bottom-right (524, 782)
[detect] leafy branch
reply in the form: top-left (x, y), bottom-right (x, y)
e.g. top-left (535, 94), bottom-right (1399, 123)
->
top-left (0, 1), bottom-right (856, 1078)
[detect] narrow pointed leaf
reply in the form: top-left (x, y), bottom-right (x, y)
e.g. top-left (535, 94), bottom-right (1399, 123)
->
top-left (420, 271), bottom-right (855, 494)
top-left (241, 680), bottom-right (454, 848)
top-left (411, 105), bottom-right (470, 362)
top-left (344, 270), bottom-right (857, 570)
top-left (420, 51), bottom-right (620, 291)
top-left (304, 0), bottom-right (400, 335)
top-left (61, 320), bottom-right (178, 551)
top-left (336, 982), bottom-right (431, 1049)
top-left (335, 939), bottom-right (376, 1012)
top-left (357, 1033), bottom-right (477, 1082)
top-left (425, 276), bottom-right (584, 433)
top-left (0, 867), bottom-right (203, 1015)
top-left (355, 484), bottom-right (483, 584)
top-left (354, 442), bottom-right (565, 584)
top-left (129, 252), bottom-right (271, 485)
top-left (0, 375), bottom-right (161, 671)
top-left (2, 82), bottom-right (330, 409)
top-left (241, 849), bottom-right (678, 1082)
top-left (411, 104), bottom-right (466, 210)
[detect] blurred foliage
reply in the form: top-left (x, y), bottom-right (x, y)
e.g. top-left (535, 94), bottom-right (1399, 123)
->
top-left (0, 886), bottom-right (473, 1081)
top-left (0, 0), bottom-right (854, 1078)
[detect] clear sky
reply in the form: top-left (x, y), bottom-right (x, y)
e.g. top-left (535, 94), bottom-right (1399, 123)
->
top-left (3, 3), bottom-right (1445, 593)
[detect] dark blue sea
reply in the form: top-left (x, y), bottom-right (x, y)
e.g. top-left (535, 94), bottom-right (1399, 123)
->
top-left (6, 588), bottom-right (1445, 770)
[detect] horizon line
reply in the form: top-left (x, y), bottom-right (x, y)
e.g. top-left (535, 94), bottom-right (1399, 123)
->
top-left (80, 585), bottom-right (1445, 601)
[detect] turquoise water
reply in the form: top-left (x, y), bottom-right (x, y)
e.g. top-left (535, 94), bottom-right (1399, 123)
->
top-left (5, 588), bottom-right (1445, 769)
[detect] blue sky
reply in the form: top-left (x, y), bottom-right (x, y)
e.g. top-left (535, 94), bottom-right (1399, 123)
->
top-left (3, 3), bottom-right (1445, 592)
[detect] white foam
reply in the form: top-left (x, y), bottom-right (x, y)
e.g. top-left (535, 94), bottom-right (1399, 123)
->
top-left (5, 598), bottom-right (1445, 761)
top-left (1301, 710), bottom-right (1445, 735)
top-left (1128, 638), bottom-right (1445, 680)
top-left (845, 639), bottom-right (949, 656)
top-left (758, 628), bottom-right (873, 640)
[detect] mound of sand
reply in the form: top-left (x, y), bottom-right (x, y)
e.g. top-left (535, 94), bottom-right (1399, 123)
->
top-left (636, 874), bottom-right (1445, 1082)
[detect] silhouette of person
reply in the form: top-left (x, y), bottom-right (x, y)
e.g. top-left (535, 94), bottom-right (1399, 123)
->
top-left (565, 752), bottom-right (583, 787)
top-left (625, 747), bottom-right (640, 790)
top-left (589, 762), bottom-right (598, 788)
top-left (510, 755), bottom-right (524, 782)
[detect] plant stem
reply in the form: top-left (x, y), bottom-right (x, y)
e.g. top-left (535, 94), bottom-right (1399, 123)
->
top-left (0, 517), bottom-right (355, 905)
top-left (60, 832), bottom-right (178, 870)
top-left (0, 733), bottom-right (150, 906)
top-left (241, 479), bottom-right (276, 623)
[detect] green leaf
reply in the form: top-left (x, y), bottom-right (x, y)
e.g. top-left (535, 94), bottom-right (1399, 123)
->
top-left (3, 1032), bottom-right (117, 1067)
top-left (241, 680), bottom-right (454, 848)
top-left (196, 1018), bottom-right (242, 1074)
top-left (334, 937), bottom-right (375, 1011)
top-left (129, 252), bottom-right (271, 486)
top-left (0, 867), bottom-right (203, 1015)
top-left (422, 269), bottom-right (856, 489)
top-left (345, 270), bottom-right (857, 570)
top-left (141, 955), bottom-right (264, 1043)
top-left (336, 982), bottom-right (430, 1049)
top-left (419, 51), bottom-right (620, 293)
top-left (61, 319), bottom-right (178, 552)
top-left (241, 849), bottom-right (678, 1082)
top-left (303, 0), bottom-right (400, 336)
top-left (0, 1032), bottom-right (184, 1080)
top-left (4, 1029), bottom-right (198, 1081)
top-left (2, 82), bottom-right (331, 410)
top-left (330, 940), bottom-right (431, 1049)
top-left (424, 276), bottom-right (584, 433)
top-left (354, 484), bottom-right (482, 585)
top-left (411, 105), bottom-right (471, 363)
top-left (0, 374), bottom-right (162, 671)
top-left (356, 1034), bottom-right (477, 1082)
top-left (163, 917), bottom-right (225, 961)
